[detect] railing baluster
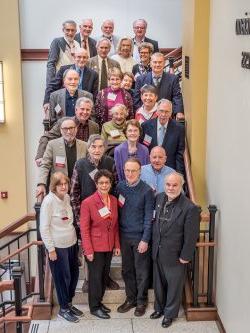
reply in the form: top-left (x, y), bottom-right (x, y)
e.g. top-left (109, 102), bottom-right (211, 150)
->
top-left (12, 266), bottom-right (23, 333)
top-left (34, 202), bottom-right (45, 301)
top-left (207, 205), bottom-right (217, 306)
top-left (192, 247), bottom-right (199, 307)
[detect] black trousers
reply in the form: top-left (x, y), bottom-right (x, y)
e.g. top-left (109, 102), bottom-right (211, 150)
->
top-left (121, 237), bottom-right (151, 305)
top-left (49, 243), bottom-right (79, 309)
top-left (153, 254), bottom-right (186, 318)
top-left (87, 251), bottom-right (113, 312)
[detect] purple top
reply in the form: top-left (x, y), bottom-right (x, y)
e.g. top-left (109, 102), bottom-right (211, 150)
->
top-left (114, 141), bottom-right (150, 181)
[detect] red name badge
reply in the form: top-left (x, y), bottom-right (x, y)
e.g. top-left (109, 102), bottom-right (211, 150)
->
top-left (118, 194), bottom-right (125, 207)
top-left (55, 156), bottom-right (66, 168)
top-left (62, 216), bottom-right (69, 221)
top-left (143, 134), bottom-right (152, 146)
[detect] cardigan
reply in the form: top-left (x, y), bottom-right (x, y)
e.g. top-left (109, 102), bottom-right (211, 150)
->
top-left (94, 87), bottom-right (133, 127)
top-left (114, 141), bottom-right (149, 181)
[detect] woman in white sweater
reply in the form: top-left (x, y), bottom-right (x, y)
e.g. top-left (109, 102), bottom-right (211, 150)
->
top-left (40, 171), bottom-right (82, 323)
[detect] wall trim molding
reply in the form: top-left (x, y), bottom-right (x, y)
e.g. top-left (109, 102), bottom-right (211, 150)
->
top-left (21, 48), bottom-right (175, 61)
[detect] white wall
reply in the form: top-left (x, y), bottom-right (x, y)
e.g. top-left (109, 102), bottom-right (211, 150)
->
top-left (19, 0), bottom-right (183, 48)
top-left (207, 1), bottom-right (250, 332)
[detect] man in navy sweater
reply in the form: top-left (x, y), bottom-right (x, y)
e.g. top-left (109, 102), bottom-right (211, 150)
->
top-left (116, 158), bottom-right (155, 317)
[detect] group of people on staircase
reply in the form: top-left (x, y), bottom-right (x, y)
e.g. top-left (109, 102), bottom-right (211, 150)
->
top-left (37, 17), bottom-right (199, 329)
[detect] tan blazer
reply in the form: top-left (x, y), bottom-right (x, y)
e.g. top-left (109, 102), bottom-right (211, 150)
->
top-left (38, 137), bottom-right (87, 185)
top-left (87, 56), bottom-right (121, 75)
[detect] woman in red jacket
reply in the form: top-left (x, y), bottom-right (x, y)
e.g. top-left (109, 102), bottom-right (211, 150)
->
top-left (80, 169), bottom-right (120, 319)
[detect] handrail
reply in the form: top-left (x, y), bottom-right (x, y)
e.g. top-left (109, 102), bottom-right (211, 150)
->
top-left (0, 280), bottom-right (14, 292)
top-left (0, 213), bottom-right (35, 239)
top-left (164, 46), bottom-right (182, 59)
top-left (183, 140), bottom-right (197, 204)
top-left (0, 304), bottom-right (33, 323)
top-left (0, 240), bottom-right (43, 265)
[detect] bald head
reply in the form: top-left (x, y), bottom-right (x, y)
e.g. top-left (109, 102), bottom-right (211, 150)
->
top-left (74, 48), bottom-right (89, 68)
top-left (165, 172), bottom-right (184, 201)
top-left (150, 146), bottom-right (167, 171)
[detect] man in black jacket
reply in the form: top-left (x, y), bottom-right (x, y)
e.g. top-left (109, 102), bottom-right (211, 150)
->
top-left (150, 172), bottom-right (200, 328)
top-left (141, 99), bottom-right (185, 175)
top-left (43, 48), bottom-right (98, 112)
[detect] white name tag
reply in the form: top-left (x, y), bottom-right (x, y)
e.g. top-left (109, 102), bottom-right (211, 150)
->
top-left (89, 168), bottom-right (98, 180)
top-left (107, 92), bottom-right (117, 101)
top-left (55, 156), bottom-right (66, 168)
top-left (110, 129), bottom-right (120, 138)
top-left (54, 104), bottom-right (62, 114)
top-left (118, 194), bottom-right (125, 207)
top-left (143, 134), bottom-right (152, 146)
top-left (153, 210), bottom-right (156, 219)
top-left (98, 206), bottom-right (110, 218)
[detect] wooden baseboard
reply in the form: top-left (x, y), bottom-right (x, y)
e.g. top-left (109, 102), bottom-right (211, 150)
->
top-left (216, 313), bottom-right (226, 333)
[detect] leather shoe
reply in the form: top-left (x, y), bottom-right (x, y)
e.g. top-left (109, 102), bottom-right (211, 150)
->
top-left (150, 311), bottom-right (163, 319)
top-left (117, 300), bottom-right (136, 313)
top-left (91, 309), bottom-right (110, 319)
top-left (100, 303), bottom-right (111, 313)
top-left (134, 304), bottom-right (146, 317)
top-left (106, 277), bottom-right (120, 290)
top-left (162, 317), bottom-right (172, 328)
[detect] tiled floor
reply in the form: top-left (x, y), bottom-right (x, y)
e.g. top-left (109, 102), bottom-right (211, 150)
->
top-left (29, 304), bottom-right (220, 333)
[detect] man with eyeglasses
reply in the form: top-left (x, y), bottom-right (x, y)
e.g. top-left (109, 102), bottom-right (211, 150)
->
top-left (70, 134), bottom-right (120, 291)
top-left (43, 48), bottom-right (98, 112)
top-left (116, 158), bottom-right (154, 317)
top-left (36, 117), bottom-right (87, 198)
top-left (132, 19), bottom-right (159, 63)
top-left (141, 99), bottom-right (185, 175)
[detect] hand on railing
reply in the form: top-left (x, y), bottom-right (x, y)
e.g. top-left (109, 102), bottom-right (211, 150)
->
top-left (43, 103), bottom-right (50, 116)
top-left (35, 158), bottom-right (43, 167)
top-left (36, 185), bottom-right (46, 201)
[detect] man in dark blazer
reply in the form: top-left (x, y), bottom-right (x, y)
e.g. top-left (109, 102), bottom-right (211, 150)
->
top-left (88, 38), bottom-right (121, 90)
top-left (132, 19), bottom-right (159, 63)
top-left (150, 172), bottom-right (200, 328)
top-left (74, 19), bottom-right (97, 58)
top-left (46, 20), bottom-right (80, 86)
top-left (134, 53), bottom-right (184, 119)
top-left (141, 99), bottom-right (185, 175)
top-left (43, 48), bottom-right (98, 109)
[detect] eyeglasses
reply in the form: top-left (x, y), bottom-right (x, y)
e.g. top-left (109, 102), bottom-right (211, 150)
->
top-left (97, 181), bottom-right (111, 185)
top-left (61, 126), bottom-right (76, 132)
top-left (140, 51), bottom-right (150, 55)
top-left (124, 169), bottom-right (140, 174)
top-left (134, 26), bottom-right (145, 30)
top-left (56, 182), bottom-right (68, 187)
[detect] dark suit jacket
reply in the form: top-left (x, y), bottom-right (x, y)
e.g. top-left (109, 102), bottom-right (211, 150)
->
top-left (74, 33), bottom-right (97, 57)
top-left (44, 64), bottom-right (98, 104)
top-left (152, 193), bottom-right (200, 265)
top-left (144, 36), bottom-right (159, 53)
top-left (133, 71), bottom-right (184, 114)
top-left (141, 118), bottom-right (185, 174)
top-left (80, 191), bottom-right (120, 255)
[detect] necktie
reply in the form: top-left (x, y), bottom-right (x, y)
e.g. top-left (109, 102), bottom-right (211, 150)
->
top-left (158, 126), bottom-right (165, 146)
top-left (100, 59), bottom-right (108, 90)
top-left (81, 39), bottom-right (87, 50)
top-left (153, 76), bottom-right (161, 87)
top-left (77, 68), bottom-right (83, 88)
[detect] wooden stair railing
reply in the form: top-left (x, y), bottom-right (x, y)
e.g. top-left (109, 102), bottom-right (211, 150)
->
top-left (183, 139), bottom-right (218, 321)
top-left (0, 205), bottom-right (53, 333)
